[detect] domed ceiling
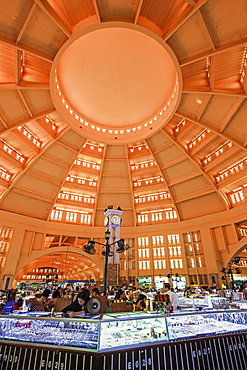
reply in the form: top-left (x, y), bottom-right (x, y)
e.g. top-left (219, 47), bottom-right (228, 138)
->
top-left (0, 0), bottom-right (247, 227)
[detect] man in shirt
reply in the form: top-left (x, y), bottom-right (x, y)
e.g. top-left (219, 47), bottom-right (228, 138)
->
top-left (162, 283), bottom-right (179, 310)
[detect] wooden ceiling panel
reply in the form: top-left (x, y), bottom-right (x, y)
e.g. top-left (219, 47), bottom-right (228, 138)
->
top-left (178, 93), bottom-right (210, 119)
top-left (46, 0), bottom-right (95, 28)
top-left (223, 100), bottom-right (247, 143)
top-left (167, 11), bottom-right (215, 62)
top-left (201, 0), bottom-right (247, 48)
top-left (170, 174), bottom-right (216, 201)
top-left (176, 192), bottom-right (227, 221)
top-left (0, 90), bottom-right (31, 125)
top-left (43, 140), bottom-right (79, 166)
top-left (154, 144), bottom-right (186, 168)
top-left (0, 0), bottom-right (33, 42)
top-left (0, 190), bottom-right (53, 219)
top-left (56, 129), bottom-right (86, 152)
top-left (96, 0), bottom-right (137, 23)
top-left (200, 95), bottom-right (243, 130)
top-left (145, 130), bottom-right (171, 152)
top-left (21, 89), bottom-right (54, 116)
top-left (162, 158), bottom-right (200, 185)
top-left (19, 6), bottom-right (68, 60)
top-left (30, 157), bottom-right (69, 181)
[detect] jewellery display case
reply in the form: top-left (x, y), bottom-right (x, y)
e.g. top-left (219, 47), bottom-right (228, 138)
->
top-left (232, 300), bottom-right (247, 310)
top-left (0, 313), bottom-right (101, 351)
top-left (0, 310), bottom-right (247, 370)
top-left (166, 310), bottom-right (247, 340)
top-left (0, 312), bottom-right (169, 352)
top-left (210, 296), bottom-right (230, 309)
top-left (0, 309), bottom-right (247, 351)
top-left (192, 296), bottom-right (208, 308)
top-left (178, 297), bottom-right (193, 308)
top-left (99, 312), bottom-right (168, 350)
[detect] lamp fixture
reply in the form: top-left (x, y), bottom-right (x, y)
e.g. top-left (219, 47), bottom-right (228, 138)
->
top-left (116, 239), bottom-right (129, 253)
top-left (82, 240), bottom-right (96, 255)
top-left (82, 234), bottom-right (129, 295)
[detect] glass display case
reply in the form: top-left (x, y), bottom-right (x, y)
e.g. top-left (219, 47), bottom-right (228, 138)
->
top-left (0, 313), bottom-right (100, 351)
top-left (99, 312), bottom-right (168, 350)
top-left (166, 310), bottom-right (247, 340)
top-left (0, 310), bottom-right (247, 353)
top-left (191, 296), bottom-right (208, 308)
top-left (210, 296), bottom-right (230, 309)
top-left (177, 297), bottom-right (193, 308)
top-left (231, 300), bottom-right (247, 310)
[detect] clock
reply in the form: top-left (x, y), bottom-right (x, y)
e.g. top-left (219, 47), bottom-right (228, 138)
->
top-left (111, 215), bottom-right (121, 225)
top-left (104, 216), bottom-right (109, 226)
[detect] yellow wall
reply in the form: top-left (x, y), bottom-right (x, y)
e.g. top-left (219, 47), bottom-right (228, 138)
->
top-left (0, 202), bottom-right (247, 289)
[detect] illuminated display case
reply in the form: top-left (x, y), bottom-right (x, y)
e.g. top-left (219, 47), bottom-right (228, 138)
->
top-left (0, 310), bottom-right (246, 352)
top-left (166, 310), bottom-right (247, 340)
top-left (99, 312), bottom-right (168, 350)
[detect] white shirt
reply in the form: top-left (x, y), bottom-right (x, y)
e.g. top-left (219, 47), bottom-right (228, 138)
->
top-left (166, 290), bottom-right (178, 310)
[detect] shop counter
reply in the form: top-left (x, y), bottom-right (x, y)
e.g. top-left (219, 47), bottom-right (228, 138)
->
top-left (0, 310), bottom-right (247, 369)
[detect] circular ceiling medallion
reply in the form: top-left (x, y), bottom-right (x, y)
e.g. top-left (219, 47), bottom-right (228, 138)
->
top-left (51, 23), bottom-right (182, 144)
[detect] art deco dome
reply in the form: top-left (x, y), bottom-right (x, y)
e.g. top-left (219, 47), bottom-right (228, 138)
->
top-left (0, 0), bottom-right (247, 283)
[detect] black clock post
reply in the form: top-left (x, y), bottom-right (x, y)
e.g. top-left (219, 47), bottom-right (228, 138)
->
top-left (82, 207), bottom-right (128, 295)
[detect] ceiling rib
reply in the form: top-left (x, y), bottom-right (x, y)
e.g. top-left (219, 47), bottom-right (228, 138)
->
top-left (2, 108), bottom-right (56, 134)
top-left (163, 0), bottom-right (209, 41)
top-left (209, 55), bottom-right (216, 90)
top-left (180, 40), bottom-right (247, 67)
top-left (0, 127), bottom-right (70, 200)
top-left (92, 0), bottom-right (102, 23)
top-left (16, 3), bottom-right (38, 44)
top-left (162, 128), bottom-right (230, 209)
top-left (0, 36), bottom-right (54, 63)
top-left (145, 136), bottom-right (181, 221)
top-left (175, 111), bottom-right (247, 151)
top-left (219, 98), bottom-right (245, 132)
top-left (197, 10), bottom-right (216, 51)
top-left (134, 0), bottom-right (144, 24)
top-left (15, 49), bottom-right (20, 86)
top-left (182, 88), bottom-right (247, 98)
top-left (17, 90), bottom-right (33, 117)
top-left (34, 0), bottom-right (71, 37)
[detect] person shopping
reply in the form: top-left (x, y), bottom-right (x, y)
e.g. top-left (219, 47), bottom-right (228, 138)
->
top-left (162, 283), bottom-right (178, 311)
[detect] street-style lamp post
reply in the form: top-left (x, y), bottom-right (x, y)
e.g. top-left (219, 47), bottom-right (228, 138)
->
top-left (82, 230), bottom-right (128, 295)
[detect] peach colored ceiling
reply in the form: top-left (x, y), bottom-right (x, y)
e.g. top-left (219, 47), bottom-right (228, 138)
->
top-left (52, 25), bottom-right (180, 143)
top-left (1, 0), bottom-right (247, 279)
top-left (0, 0), bottom-right (247, 225)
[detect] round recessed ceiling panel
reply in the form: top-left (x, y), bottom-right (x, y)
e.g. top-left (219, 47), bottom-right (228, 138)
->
top-left (51, 23), bottom-right (182, 143)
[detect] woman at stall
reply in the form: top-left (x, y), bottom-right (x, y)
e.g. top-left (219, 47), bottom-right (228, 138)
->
top-left (39, 289), bottom-right (51, 311)
top-left (61, 290), bottom-right (90, 317)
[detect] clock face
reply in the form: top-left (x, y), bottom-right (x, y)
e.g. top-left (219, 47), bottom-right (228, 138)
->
top-left (111, 215), bottom-right (121, 225)
top-left (104, 216), bottom-right (109, 226)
